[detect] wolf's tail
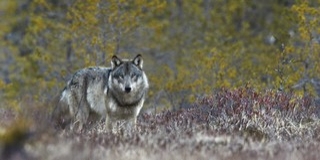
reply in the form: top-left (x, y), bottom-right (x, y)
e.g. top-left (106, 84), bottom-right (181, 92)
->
top-left (59, 87), bottom-right (68, 102)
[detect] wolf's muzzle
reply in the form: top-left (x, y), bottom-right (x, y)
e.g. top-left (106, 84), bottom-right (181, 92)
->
top-left (125, 87), bottom-right (131, 93)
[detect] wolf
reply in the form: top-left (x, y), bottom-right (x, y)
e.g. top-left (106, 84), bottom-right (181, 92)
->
top-left (57, 54), bottom-right (149, 132)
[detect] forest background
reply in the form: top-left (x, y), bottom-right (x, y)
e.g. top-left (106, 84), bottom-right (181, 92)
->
top-left (1, 0), bottom-right (320, 111)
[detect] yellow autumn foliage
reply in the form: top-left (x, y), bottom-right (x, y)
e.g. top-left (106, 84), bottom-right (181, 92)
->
top-left (0, 0), bottom-right (320, 110)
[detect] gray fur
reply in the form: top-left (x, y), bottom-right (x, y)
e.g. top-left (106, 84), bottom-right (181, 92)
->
top-left (59, 54), bottom-right (149, 132)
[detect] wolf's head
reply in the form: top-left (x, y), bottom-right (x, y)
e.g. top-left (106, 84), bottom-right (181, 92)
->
top-left (108, 54), bottom-right (149, 105)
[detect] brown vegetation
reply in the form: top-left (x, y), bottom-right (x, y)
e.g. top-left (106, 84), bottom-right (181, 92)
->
top-left (1, 88), bottom-right (320, 159)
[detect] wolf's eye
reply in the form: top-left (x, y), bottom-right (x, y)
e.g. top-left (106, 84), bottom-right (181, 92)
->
top-left (131, 74), bottom-right (136, 79)
top-left (118, 75), bottom-right (124, 80)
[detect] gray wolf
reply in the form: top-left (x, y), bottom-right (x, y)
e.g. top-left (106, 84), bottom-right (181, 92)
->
top-left (57, 54), bottom-right (149, 132)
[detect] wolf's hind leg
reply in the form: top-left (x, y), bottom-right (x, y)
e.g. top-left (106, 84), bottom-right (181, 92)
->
top-left (67, 91), bottom-right (80, 131)
top-left (67, 90), bottom-right (89, 132)
top-left (74, 75), bottom-right (90, 132)
top-left (76, 100), bottom-right (90, 131)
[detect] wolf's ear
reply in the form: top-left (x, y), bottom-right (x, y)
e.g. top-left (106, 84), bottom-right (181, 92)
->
top-left (111, 55), bottom-right (122, 69)
top-left (133, 54), bottom-right (143, 69)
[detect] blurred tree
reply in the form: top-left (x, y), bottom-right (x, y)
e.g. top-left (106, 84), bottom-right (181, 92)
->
top-left (0, 0), bottom-right (319, 110)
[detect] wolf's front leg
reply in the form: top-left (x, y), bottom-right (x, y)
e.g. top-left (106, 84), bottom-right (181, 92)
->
top-left (105, 116), bottom-right (113, 132)
top-left (105, 117), bottom-right (135, 134)
top-left (125, 117), bottom-right (137, 131)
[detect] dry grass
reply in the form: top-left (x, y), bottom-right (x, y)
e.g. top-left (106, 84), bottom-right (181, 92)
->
top-left (1, 88), bottom-right (320, 160)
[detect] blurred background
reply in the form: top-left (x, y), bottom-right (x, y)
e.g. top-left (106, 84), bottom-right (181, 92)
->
top-left (0, 0), bottom-right (320, 112)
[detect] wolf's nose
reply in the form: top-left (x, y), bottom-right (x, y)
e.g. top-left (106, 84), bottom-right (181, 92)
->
top-left (125, 87), bottom-right (131, 93)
